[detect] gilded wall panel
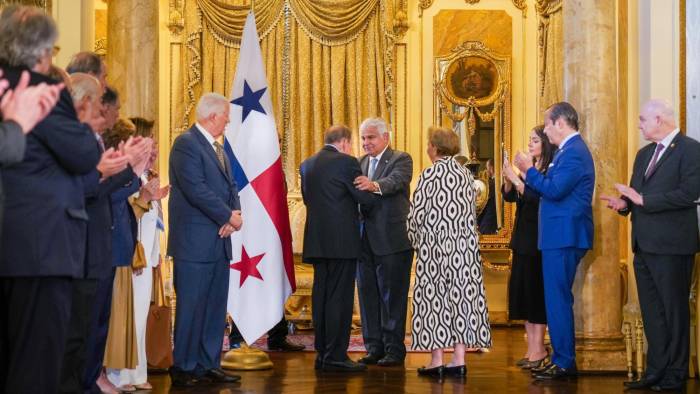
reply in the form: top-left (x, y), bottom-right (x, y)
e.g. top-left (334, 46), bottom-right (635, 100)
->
top-left (433, 10), bottom-right (512, 58)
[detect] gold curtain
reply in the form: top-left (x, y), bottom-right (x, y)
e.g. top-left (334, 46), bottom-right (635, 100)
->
top-left (175, 0), bottom-right (394, 189)
top-left (536, 0), bottom-right (563, 116)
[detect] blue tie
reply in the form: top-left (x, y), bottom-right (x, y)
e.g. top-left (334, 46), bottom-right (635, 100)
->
top-left (368, 157), bottom-right (378, 180)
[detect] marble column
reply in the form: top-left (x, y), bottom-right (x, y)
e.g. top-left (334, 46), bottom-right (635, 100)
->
top-left (106, 0), bottom-right (158, 135)
top-left (563, 0), bottom-right (626, 371)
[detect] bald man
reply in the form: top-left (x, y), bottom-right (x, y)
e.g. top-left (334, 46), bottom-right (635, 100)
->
top-left (602, 99), bottom-right (700, 392)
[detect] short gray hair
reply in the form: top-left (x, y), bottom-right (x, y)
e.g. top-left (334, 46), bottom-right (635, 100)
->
top-left (69, 73), bottom-right (101, 104)
top-left (66, 52), bottom-right (103, 76)
top-left (0, 5), bottom-right (57, 68)
top-left (644, 99), bottom-right (677, 125)
top-left (359, 117), bottom-right (390, 136)
top-left (196, 93), bottom-right (229, 121)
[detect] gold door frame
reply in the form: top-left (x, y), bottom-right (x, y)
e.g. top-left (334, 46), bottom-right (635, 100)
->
top-left (434, 41), bottom-right (514, 259)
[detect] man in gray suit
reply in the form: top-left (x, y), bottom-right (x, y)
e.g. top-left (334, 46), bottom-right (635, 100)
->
top-left (0, 68), bottom-right (62, 246)
top-left (354, 117), bottom-right (414, 366)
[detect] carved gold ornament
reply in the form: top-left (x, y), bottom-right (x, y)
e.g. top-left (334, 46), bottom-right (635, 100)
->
top-left (434, 41), bottom-right (510, 138)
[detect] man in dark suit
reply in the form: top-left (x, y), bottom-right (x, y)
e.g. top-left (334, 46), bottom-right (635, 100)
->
top-left (602, 99), bottom-right (700, 392)
top-left (477, 159), bottom-right (498, 234)
top-left (353, 118), bottom-right (413, 366)
top-left (56, 78), bottom-right (150, 393)
top-left (0, 68), bottom-right (63, 245)
top-left (514, 102), bottom-right (595, 380)
top-left (301, 125), bottom-right (377, 372)
top-left (0, 6), bottom-right (102, 393)
top-left (168, 93), bottom-right (242, 387)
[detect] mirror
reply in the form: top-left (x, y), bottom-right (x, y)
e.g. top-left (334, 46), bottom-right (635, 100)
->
top-left (434, 41), bottom-right (513, 248)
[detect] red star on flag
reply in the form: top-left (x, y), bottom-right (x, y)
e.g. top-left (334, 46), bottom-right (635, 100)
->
top-left (230, 246), bottom-right (265, 287)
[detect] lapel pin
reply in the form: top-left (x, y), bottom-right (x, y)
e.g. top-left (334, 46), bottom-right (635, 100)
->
top-left (670, 143), bottom-right (675, 148)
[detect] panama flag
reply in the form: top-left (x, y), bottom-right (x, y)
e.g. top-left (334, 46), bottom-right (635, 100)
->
top-left (223, 11), bottom-right (295, 345)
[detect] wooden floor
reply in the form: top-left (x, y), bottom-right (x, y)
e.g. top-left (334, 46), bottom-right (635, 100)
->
top-left (149, 327), bottom-right (698, 393)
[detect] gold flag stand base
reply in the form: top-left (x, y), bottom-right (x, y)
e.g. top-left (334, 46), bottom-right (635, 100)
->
top-left (221, 342), bottom-right (274, 371)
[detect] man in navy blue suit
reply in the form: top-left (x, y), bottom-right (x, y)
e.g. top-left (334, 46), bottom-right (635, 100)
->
top-left (168, 93), bottom-right (242, 387)
top-left (514, 102), bottom-right (595, 380)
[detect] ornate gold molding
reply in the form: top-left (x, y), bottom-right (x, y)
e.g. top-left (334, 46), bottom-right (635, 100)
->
top-left (168, 0), bottom-right (185, 35)
top-left (511, 0), bottom-right (527, 17)
top-left (680, 0), bottom-right (686, 133)
top-left (94, 37), bottom-right (107, 57)
top-left (418, 0), bottom-right (434, 16)
top-left (419, 0), bottom-right (527, 17)
top-left (393, 0), bottom-right (409, 38)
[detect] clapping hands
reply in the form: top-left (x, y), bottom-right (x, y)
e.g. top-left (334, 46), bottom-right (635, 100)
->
top-left (119, 136), bottom-right (153, 177)
top-left (513, 151), bottom-right (534, 173)
top-left (97, 148), bottom-right (129, 180)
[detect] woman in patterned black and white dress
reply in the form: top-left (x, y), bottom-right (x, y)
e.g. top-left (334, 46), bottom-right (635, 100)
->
top-left (408, 127), bottom-right (492, 378)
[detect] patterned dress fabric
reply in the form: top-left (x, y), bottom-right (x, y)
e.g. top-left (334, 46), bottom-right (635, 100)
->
top-left (407, 156), bottom-right (492, 350)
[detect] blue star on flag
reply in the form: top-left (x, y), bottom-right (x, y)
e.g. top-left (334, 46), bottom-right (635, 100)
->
top-left (231, 80), bottom-right (267, 122)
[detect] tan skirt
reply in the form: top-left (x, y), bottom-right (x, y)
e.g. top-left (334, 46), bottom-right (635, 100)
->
top-left (103, 266), bottom-right (138, 369)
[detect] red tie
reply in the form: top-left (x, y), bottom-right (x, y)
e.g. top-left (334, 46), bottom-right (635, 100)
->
top-left (644, 143), bottom-right (664, 179)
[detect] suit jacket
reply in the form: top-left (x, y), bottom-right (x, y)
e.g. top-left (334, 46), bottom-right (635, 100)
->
top-left (525, 134), bottom-right (595, 250)
top-left (503, 182), bottom-right (540, 256)
top-left (301, 145), bottom-right (377, 261)
top-left (167, 125), bottom-right (240, 262)
top-left (0, 65), bottom-right (101, 277)
top-left (621, 133), bottom-right (700, 255)
top-left (110, 174), bottom-right (141, 267)
top-left (82, 161), bottom-right (137, 278)
top-left (478, 177), bottom-right (498, 234)
top-left (358, 147), bottom-right (413, 256)
top-left (0, 120), bottom-right (25, 250)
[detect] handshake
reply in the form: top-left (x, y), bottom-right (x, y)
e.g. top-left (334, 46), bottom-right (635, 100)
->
top-left (218, 210), bottom-right (243, 238)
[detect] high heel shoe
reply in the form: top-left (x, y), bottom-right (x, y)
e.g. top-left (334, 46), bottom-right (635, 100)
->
top-left (417, 365), bottom-right (444, 378)
top-left (444, 364), bottom-right (467, 378)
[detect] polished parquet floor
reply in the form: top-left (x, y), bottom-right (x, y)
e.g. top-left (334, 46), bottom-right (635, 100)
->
top-left (149, 327), bottom-right (698, 393)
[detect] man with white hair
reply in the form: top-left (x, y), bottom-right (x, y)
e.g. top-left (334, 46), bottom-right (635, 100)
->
top-left (168, 93), bottom-right (242, 386)
top-left (602, 99), bottom-right (700, 391)
top-left (353, 117), bottom-right (414, 367)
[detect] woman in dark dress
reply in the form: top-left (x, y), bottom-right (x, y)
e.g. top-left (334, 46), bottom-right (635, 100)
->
top-left (502, 125), bottom-right (554, 369)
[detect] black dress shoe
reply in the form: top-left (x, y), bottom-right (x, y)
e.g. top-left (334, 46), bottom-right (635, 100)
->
top-left (623, 374), bottom-right (662, 390)
top-left (650, 380), bottom-right (685, 392)
top-left (530, 362), bottom-right (554, 375)
top-left (444, 364), bottom-right (467, 378)
top-left (417, 365), bottom-right (445, 378)
top-left (169, 368), bottom-right (197, 387)
top-left (377, 355), bottom-right (404, 367)
top-left (532, 364), bottom-right (577, 380)
top-left (358, 353), bottom-right (384, 365)
top-left (322, 359), bottom-right (367, 372)
top-left (204, 368), bottom-right (241, 383)
top-left (268, 339), bottom-right (305, 352)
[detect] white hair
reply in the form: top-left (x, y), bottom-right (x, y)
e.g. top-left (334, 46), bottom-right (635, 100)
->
top-left (69, 72), bottom-right (101, 104)
top-left (196, 93), bottom-right (229, 121)
top-left (644, 99), bottom-right (677, 125)
top-left (359, 117), bottom-right (390, 136)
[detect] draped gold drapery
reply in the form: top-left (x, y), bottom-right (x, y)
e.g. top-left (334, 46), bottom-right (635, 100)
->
top-left (536, 0), bottom-right (563, 115)
top-left (175, 0), bottom-right (395, 189)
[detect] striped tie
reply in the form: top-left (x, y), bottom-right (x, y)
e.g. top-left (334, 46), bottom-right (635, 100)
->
top-left (213, 141), bottom-right (227, 171)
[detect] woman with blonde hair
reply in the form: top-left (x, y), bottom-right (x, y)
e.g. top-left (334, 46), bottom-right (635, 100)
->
top-left (408, 126), bottom-right (492, 379)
